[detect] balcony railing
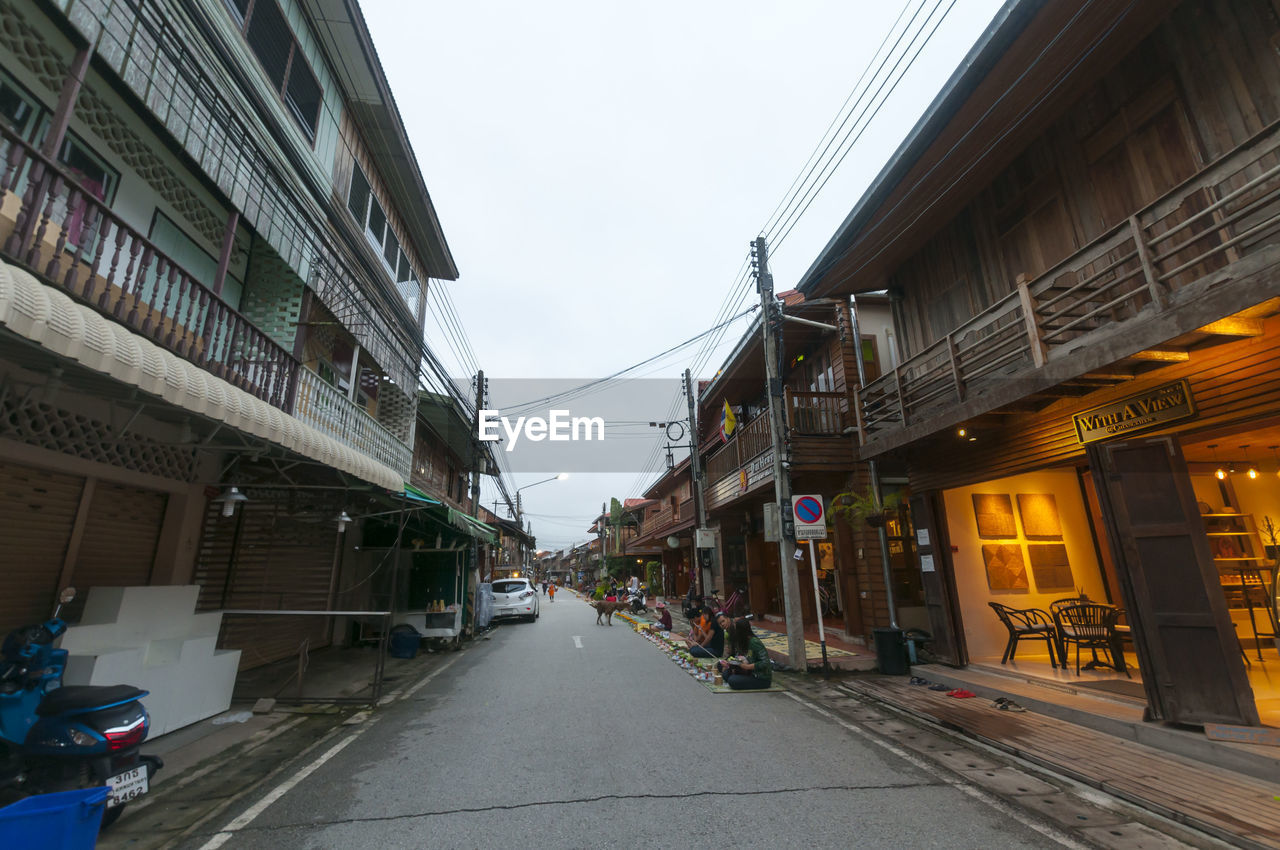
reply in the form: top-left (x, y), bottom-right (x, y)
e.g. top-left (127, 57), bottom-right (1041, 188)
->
top-left (705, 412), bottom-right (771, 485)
top-left (293, 367), bottom-right (412, 476)
top-left (857, 119), bottom-right (1280, 445)
top-left (785, 389), bottom-right (848, 435)
top-left (0, 125), bottom-right (298, 409)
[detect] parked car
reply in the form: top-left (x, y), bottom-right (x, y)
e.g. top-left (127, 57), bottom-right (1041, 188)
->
top-left (490, 579), bottom-right (540, 623)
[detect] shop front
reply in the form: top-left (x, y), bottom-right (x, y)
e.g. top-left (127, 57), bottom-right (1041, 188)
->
top-left (906, 313), bottom-right (1280, 726)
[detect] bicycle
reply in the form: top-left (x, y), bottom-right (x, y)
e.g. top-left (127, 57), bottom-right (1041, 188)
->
top-left (703, 587), bottom-right (750, 619)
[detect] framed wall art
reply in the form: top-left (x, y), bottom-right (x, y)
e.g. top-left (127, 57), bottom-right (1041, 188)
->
top-left (982, 543), bottom-right (1029, 591)
top-left (1027, 543), bottom-right (1073, 590)
top-left (972, 493), bottom-right (1017, 539)
top-left (1017, 493), bottom-right (1063, 539)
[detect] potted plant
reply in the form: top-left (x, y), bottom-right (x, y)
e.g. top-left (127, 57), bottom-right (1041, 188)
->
top-left (831, 487), bottom-right (902, 529)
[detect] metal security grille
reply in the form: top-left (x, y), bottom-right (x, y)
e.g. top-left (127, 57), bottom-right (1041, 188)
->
top-left (0, 460), bottom-right (81, 627)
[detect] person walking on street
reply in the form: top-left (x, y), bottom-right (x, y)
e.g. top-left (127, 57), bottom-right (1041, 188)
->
top-left (548, 583), bottom-right (556, 603)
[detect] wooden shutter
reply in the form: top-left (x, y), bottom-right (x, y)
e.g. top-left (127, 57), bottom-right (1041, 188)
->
top-left (1088, 438), bottom-right (1258, 726)
top-left (910, 491), bottom-right (966, 666)
top-left (0, 460), bottom-right (81, 626)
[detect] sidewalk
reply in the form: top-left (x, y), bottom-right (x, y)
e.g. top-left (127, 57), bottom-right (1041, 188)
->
top-left (842, 671), bottom-right (1280, 850)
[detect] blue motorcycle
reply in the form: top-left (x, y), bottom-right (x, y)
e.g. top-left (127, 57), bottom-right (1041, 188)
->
top-left (0, 588), bottom-right (162, 828)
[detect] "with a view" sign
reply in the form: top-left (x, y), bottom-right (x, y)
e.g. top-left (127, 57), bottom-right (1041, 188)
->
top-left (1072, 379), bottom-right (1197, 444)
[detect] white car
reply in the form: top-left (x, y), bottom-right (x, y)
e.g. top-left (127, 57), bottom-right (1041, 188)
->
top-left (491, 578), bottom-right (540, 623)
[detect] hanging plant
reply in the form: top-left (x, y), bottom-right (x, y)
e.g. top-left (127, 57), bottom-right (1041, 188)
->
top-left (830, 487), bottom-right (902, 529)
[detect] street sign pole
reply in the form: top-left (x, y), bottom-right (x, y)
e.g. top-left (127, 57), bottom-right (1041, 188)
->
top-left (807, 539), bottom-right (829, 673)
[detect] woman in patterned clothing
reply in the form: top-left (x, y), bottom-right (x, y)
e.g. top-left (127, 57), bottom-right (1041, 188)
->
top-left (719, 617), bottom-right (772, 690)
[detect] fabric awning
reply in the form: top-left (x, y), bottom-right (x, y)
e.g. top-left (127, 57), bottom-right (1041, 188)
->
top-left (402, 483), bottom-right (442, 504)
top-left (0, 260), bottom-right (403, 491)
top-left (447, 507), bottom-right (497, 543)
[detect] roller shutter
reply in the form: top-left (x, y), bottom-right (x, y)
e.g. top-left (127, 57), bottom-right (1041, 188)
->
top-left (0, 460), bottom-right (82, 627)
top-left (63, 482), bottom-right (166, 621)
top-left (193, 495), bottom-right (339, 670)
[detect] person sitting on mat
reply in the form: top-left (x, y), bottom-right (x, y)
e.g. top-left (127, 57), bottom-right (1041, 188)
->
top-left (650, 601), bottom-right (672, 632)
top-left (686, 607), bottom-right (724, 658)
top-left (718, 618), bottom-right (772, 690)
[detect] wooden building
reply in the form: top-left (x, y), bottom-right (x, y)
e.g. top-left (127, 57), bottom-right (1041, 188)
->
top-left (799, 0), bottom-right (1280, 726)
top-left (692, 292), bottom-right (900, 643)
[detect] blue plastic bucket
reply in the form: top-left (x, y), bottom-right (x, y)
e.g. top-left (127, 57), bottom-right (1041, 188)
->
top-left (0, 787), bottom-right (109, 850)
top-left (388, 624), bottom-right (420, 659)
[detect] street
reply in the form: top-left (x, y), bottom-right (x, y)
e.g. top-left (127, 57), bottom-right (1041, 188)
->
top-left (167, 594), bottom-right (1074, 849)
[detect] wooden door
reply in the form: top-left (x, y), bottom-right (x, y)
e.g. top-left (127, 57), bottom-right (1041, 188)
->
top-left (1088, 439), bottom-right (1258, 726)
top-left (910, 491), bottom-right (966, 666)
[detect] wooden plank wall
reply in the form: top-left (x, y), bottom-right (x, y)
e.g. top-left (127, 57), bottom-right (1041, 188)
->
top-left (907, 316), bottom-right (1280, 492)
top-left (892, 0), bottom-right (1280, 356)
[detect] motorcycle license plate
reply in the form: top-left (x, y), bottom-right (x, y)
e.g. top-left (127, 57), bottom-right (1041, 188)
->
top-left (107, 765), bottom-right (148, 807)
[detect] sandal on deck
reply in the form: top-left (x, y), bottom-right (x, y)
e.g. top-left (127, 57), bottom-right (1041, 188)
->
top-left (946, 689), bottom-right (977, 699)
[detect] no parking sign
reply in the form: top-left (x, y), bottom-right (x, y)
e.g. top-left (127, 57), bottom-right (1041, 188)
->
top-left (792, 494), bottom-right (827, 540)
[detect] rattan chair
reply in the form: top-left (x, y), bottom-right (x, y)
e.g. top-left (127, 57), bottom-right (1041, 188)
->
top-left (1056, 602), bottom-right (1129, 677)
top-left (988, 602), bottom-right (1059, 667)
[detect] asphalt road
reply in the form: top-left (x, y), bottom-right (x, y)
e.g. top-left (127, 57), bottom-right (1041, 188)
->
top-left (181, 593), bottom-right (1068, 849)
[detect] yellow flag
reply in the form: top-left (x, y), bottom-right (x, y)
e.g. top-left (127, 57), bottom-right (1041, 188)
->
top-left (720, 400), bottom-right (737, 441)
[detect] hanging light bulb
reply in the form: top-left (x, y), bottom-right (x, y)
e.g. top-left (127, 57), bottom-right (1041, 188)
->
top-left (1209, 444), bottom-right (1227, 480)
top-left (337, 511), bottom-right (352, 533)
top-left (1241, 445), bottom-right (1259, 480)
top-left (216, 486), bottom-right (248, 517)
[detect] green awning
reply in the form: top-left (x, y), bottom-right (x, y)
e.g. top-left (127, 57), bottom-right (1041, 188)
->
top-left (402, 483), bottom-right (442, 505)
top-left (447, 507), bottom-right (497, 543)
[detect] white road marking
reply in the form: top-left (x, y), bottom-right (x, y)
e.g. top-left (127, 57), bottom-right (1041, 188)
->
top-left (783, 692), bottom-right (1088, 849)
top-left (196, 731), bottom-right (364, 849)
top-left (572, 636), bottom-right (583, 648)
top-left (400, 654), bottom-right (464, 700)
top-left (197, 654), bottom-right (466, 848)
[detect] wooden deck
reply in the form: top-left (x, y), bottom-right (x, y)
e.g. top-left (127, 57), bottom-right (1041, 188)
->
top-left (845, 677), bottom-right (1280, 849)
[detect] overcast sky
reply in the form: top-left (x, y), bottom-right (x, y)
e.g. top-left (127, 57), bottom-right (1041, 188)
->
top-left (362, 0), bottom-right (1006, 550)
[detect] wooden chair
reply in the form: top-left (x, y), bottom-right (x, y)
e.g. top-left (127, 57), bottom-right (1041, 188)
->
top-left (1057, 603), bottom-right (1129, 677)
top-left (988, 602), bottom-right (1058, 667)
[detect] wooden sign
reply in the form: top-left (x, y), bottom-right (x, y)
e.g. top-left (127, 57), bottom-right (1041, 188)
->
top-left (1204, 723), bottom-right (1280, 747)
top-left (1073, 379), bottom-right (1197, 444)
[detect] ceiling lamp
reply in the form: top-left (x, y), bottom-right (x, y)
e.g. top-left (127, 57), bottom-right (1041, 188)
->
top-left (1209, 444), bottom-right (1227, 480)
top-left (1241, 445), bottom-right (1259, 480)
top-left (337, 511), bottom-right (353, 533)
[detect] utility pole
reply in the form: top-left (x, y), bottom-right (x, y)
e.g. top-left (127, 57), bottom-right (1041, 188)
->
top-left (754, 236), bottom-right (807, 669)
top-left (471, 371), bottom-right (485, 585)
top-left (684, 369), bottom-right (717, 595)
top-left (598, 501), bottom-right (607, 585)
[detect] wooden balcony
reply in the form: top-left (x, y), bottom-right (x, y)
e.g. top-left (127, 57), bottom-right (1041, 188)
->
top-left (638, 496), bottom-right (695, 539)
top-left (0, 125), bottom-right (416, 473)
top-left (857, 119), bottom-right (1280, 455)
top-left (0, 125), bottom-right (297, 409)
top-left (785, 389), bottom-right (848, 435)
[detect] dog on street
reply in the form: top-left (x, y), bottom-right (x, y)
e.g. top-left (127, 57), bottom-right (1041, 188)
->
top-left (591, 600), bottom-right (628, 626)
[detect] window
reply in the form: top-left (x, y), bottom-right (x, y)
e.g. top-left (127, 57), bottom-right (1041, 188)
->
top-left (229, 0), bottom-right (322, 140)
top-left (0, 71), bottom-right (39, 138)
top-left (57, 135), bottom-right (118, 204)
top-left (346, 163), bottom-right (419, 289)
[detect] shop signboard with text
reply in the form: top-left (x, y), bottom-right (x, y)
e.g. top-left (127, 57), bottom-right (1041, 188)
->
top-left (1073, 379), bottom-right (1197, 444)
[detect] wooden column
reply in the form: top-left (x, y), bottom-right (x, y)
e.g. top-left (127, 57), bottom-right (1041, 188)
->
top-left (41, 46), bottom-right (91, 159)
top-left (1016, 274), bottom-right (1048, 368)
top-left (212, 211), bottom-right (240, 297)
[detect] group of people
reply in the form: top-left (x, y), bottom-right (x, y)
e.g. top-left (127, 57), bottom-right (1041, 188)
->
top-left (540, 580), bottom-right (556, 601)
top-left (680, 605), bottom-right (772, 690)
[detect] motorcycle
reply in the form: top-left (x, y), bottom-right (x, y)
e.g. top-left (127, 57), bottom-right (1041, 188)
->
top-left (0, 588), bottom-right (162, 828)
top-left (626, 586), bottom-right (647, 615)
